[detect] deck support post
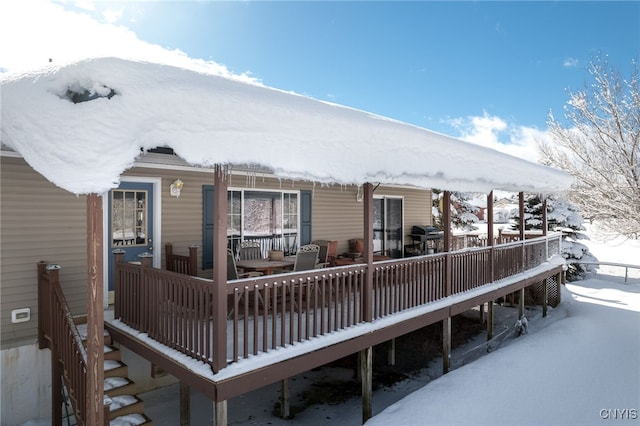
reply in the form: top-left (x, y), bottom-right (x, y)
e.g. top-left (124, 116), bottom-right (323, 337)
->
top-left (443, 191), bottom-right (452, 299)
top-left (280, 378), bottom-right (290, 419)
top-left (359, 346), bottom-right (373, 424)
top-left (388, 338), bottom-right (396, 366)
top-left (518, 288), bottom-right (525, 318)
top-left (363, 183), bottom-right (374, 322)
top-left (442, 191), bottom-right (451, 253)
top-left (361, 347), bottom-right (373, 424)
top-left (443, 317), bottom-right (451, 374)
top-left (180, 382), bottom-right (190, 426)
top-left (214, 400), bottom-right (227, 426)
top-left (85, 193), bottom-right (105, 426)
top-left (487, 300), bottom-right (494, 341)
top-left (487, 191), bottom-right (494, 246)
top-left (487, 192), bottom-right (495, 283)
top-left (212, 165), bottom-right (229, 373)
top-left (52, 354), bottom-right (62, 426)
top-left (479, 302), bottom-right (485, 324)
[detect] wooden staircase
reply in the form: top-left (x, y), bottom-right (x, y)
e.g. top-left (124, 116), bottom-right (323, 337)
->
top-left (76, 321), bottom-right (153, 425)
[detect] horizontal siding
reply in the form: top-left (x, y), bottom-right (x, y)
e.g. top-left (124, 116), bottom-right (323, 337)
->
top-left (1, 157), bottom-right (87, 347)
top-left (1, 156), bottom-right (432, 348)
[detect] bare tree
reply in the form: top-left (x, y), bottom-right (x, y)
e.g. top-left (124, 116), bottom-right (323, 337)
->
top-left (539, 55), bottom-right (640, 239)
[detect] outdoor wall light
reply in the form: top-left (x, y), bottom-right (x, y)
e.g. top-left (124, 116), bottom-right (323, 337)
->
top-left (170, 179), bottom-right (184, 197)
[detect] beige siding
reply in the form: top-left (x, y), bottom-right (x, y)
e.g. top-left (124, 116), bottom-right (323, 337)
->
top-left (312, 185), bottom-right (432, 255)
top-left (1, 157), bottom-right (87, 347)
top-left (1, 157), bottom-right (432, 347)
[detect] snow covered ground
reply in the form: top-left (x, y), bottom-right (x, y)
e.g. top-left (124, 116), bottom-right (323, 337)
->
top-left (136, 225), bottom-right (639, 426)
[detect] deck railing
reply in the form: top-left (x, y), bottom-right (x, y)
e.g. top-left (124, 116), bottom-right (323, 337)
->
top-left (37, 261), bottom-right (109, 426)
top-left (113, 233), bottom-right (562, 371)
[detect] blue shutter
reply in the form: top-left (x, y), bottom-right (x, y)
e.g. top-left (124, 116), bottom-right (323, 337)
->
top-left (300, 190), bottom-right (312, 246)
top-left (202, 185), bottom-right (214, 269)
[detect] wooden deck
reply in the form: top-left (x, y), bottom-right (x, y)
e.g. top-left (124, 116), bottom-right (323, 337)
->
top-left (106, 233), bottom-right (563, 403)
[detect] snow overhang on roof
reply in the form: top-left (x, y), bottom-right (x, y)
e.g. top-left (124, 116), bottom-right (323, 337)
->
top-left (0, 57), bottom-right (572, 195)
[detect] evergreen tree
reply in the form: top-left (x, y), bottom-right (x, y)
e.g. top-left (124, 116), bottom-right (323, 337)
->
top-left (512, 193), bottom-right (597, 280)
top-left (433, 190), bottom-right (480, 231)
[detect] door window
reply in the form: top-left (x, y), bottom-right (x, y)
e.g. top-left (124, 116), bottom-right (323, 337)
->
top-left (374, 196), bottom-right (404, 258)
top-left (111, 190), bottom-right (148, 247)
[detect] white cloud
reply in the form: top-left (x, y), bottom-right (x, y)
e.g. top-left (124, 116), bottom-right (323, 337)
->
top-left (102, 7), bottom-right (123, 24)
top-left (447, 112), bottom-right (552, 164)
top-left (563, 57), bottom-right (579, 67)
top-left (0, 0), bottom-right (257, 83)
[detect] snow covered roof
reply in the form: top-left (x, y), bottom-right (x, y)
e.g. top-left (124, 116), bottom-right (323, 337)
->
top-left (1, 57), bottom-right (571, 195)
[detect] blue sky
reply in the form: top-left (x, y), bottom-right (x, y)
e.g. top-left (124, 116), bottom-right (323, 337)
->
top-left (1, 0), bottom-right (639, 161)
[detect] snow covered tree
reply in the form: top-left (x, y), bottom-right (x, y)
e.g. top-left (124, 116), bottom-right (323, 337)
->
top-left (512, 194), bottom-right (596, 280)
top-left (538, 55), bottom-right (640, 240)
top-left (433, 190), bottom-right (480, 231)
top-left (450, 192), bottom-right (480, 231)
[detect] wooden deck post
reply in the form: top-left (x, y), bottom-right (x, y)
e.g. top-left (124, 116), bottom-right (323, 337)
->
top-left (543, 199), bottom-right (549, 259)
top-left (442, 191), bottom-right (451, 253)
top-left (486, 191), bottom-right (494, 246)
top-left (180, 382), bottom-right (190, 426)
top-left (486, 192), bottom-right (495, 315)
top-left (363, 183), bottom-right (374, 322)
top-left (51, 348), bottom-right (62, 426)
top-left (212, 165), bottom-right (228, 373)
top-left (85, 193), bottom-right (105, 426)
top-left (487, 300), bottom-right (494, 341)
top-left (361, 347), bottom-right (373, 424)
top-left (280, 378), bottom-right (290, 419)
top-left (443, 317), bottom-right (451, 374)
top-left (479, 302), bottom-right (485, 324)
top-left (189, 244), bottom-right (199, 275)
top-left (542, 199), bottom-right (548, 236)
top-left (215, 400), bottom-right (227, 426)
top-left (388, 338), bottom-right (396, 366)
top-left (442, 191), bottom-right (452, 297)
top-left (518, 288), bottom-right (525, 318)
top-left (518, 192), bottom-right (525, 240)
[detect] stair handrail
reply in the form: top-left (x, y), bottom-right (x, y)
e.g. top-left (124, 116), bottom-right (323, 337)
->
top-left (37, 261), bottom-right (109, 426)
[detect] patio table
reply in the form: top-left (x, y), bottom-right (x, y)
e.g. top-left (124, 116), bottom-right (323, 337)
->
top-left (236, 259), bottom-right (295, 275)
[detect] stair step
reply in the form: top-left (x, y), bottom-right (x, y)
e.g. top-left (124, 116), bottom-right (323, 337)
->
top-left (105, 377), bottom-right (137, 397)
top-left (104, 344), bottom-right (121, 361)
top-left (110, 413), bottom-right (153, 425)
top-left (111, 413), bottom-right (153, 425)
top-left (104, 359), bottom-right (128, 378)
top-left (106, 394), bottom-right (145, 420)
top-left (75, 320), bottom-right (113, 345)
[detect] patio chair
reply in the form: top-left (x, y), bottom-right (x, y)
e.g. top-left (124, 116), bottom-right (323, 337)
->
top-left (227, 249), bottom-right (264, 318)
top-left (293, 244), bottom-right (320, 272)
top-left (311, 240), bottom-right (338, 268)
top-left (238, 241), bottom-right (263, 261)
top-left (227, 249), bottom-right (263, 280)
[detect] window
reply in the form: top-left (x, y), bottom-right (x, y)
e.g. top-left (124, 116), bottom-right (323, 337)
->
top-left (111, 189), bottom-right (147, 246)
top-left (227, 190), bottom-right (299, 256)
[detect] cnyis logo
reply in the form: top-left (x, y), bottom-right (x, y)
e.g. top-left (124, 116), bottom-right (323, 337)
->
top-left (599, 408), bottom-right (638, 420)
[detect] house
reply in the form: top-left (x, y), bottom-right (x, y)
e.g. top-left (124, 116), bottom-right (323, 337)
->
top-left (0, 57), bottom-right (570, 425)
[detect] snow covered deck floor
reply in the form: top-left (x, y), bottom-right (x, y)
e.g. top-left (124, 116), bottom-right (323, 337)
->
top-left (105, 252), bottom-right (564, 403)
